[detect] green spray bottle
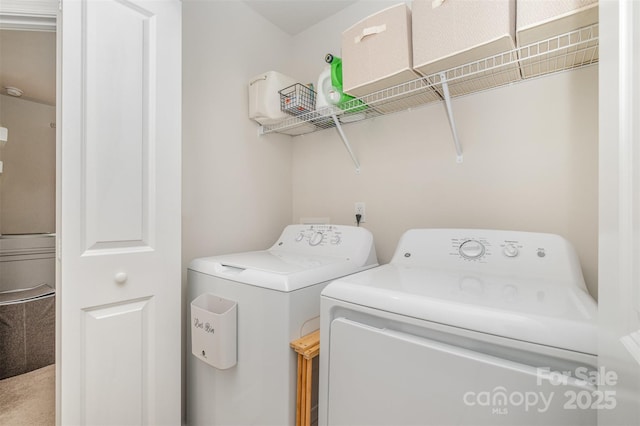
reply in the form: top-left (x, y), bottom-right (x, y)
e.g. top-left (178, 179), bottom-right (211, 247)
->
top-left (325, 54), bottom-right (367, 112)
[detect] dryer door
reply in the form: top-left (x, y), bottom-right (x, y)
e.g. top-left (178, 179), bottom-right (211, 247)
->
top-left (326, 318), bottom-right (598, 426)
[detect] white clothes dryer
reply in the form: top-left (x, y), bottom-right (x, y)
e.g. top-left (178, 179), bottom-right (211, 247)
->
top-left (187, 224), bottom-right (377, 426)
top-left (319, 229), bottom-right (598, 426)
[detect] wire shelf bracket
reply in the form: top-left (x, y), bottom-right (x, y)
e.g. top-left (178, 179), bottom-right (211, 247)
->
top-left (331, 114), bottom-right (361, 173)
top-left (439, 72), bottom-right (463, 163)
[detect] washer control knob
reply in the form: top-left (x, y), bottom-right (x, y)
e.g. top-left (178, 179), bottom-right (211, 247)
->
top-left (295, 232), bottom-right (304, 242)
top-left (309, 231), bottom-right (324, 246)
top-left (459, 240), bottom-right (485, 260)
top-left (331, 235), bottom-right (341, 245)
top-left (503, 244), bottom-right (519, 258)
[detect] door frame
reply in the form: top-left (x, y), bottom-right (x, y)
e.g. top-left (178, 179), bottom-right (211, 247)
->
top-left (598, 0), bottom-right (640, 423)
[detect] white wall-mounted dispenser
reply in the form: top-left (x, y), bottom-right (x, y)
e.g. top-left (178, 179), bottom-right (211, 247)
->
top-left (248, 71), bottom-right (297, 125)
top-left (191, 293), bottom-right (237, 370)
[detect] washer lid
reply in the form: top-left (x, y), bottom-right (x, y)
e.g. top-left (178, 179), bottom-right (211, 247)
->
top-left (189, 224), bottom-right (378, 292)
top-left (322, 264), bottom-right (598, 355)
top-left (189, 251), bottom-right (373, 292)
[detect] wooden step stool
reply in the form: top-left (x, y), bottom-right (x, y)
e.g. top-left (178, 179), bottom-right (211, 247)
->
top-left (290, 330), bottom-right (320, 426)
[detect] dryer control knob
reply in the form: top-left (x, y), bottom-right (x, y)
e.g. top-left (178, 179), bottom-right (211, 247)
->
top-left (295, 232), bottom-right (304, 242)
top-left (503, 244), bottom-right (519, 257)
top-left (309, 231), bottom-right (324, 246)
top-left (331, 235), bottom-right (341, 245)
top-left (459, 240), bottom-right (485, 260)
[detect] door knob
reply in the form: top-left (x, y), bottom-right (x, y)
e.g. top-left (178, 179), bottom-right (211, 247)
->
top-left (115, 272), bottom-right (128, 284)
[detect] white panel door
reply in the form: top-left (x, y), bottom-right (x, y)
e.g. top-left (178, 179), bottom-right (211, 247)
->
top-left (58, 0), bottom-right (181, 424)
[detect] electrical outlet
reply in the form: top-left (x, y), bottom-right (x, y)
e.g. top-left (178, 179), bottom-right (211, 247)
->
top-left (354, 202), bottom-right (366, 223)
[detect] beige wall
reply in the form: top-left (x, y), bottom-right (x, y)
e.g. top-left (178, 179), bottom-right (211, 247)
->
top-left (291, 66), bottom-right (599, 298)
top-left (0, 94), bottom-right (56, 234)
top-left (182, 0), bottom-right (295, 267)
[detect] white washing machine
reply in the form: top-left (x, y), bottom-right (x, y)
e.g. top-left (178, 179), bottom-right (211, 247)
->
top-left (187, 224), bottom-right (377, 426)
top-left (319, 229), bottom-right (598, 426)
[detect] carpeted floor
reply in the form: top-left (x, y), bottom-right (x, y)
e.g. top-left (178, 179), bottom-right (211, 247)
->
top-left (0, 365), bottom-right (55, 426)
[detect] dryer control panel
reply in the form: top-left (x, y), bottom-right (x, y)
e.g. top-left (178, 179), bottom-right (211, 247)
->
top-left (392, 229), bottom-right (584, 287)
top-left (450, 235), bottom-right (527, 263)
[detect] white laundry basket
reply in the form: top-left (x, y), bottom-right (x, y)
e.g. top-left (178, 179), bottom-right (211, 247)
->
top-left (191, 293), bottom-right (237, 369)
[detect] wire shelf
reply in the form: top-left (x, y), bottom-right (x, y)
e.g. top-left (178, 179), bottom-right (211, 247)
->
top-left (261, 24), bottom-right (599, 136)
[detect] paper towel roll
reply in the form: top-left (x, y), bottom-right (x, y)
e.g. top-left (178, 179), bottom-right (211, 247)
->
top-left (316, 66), bottom-right (340, 110)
